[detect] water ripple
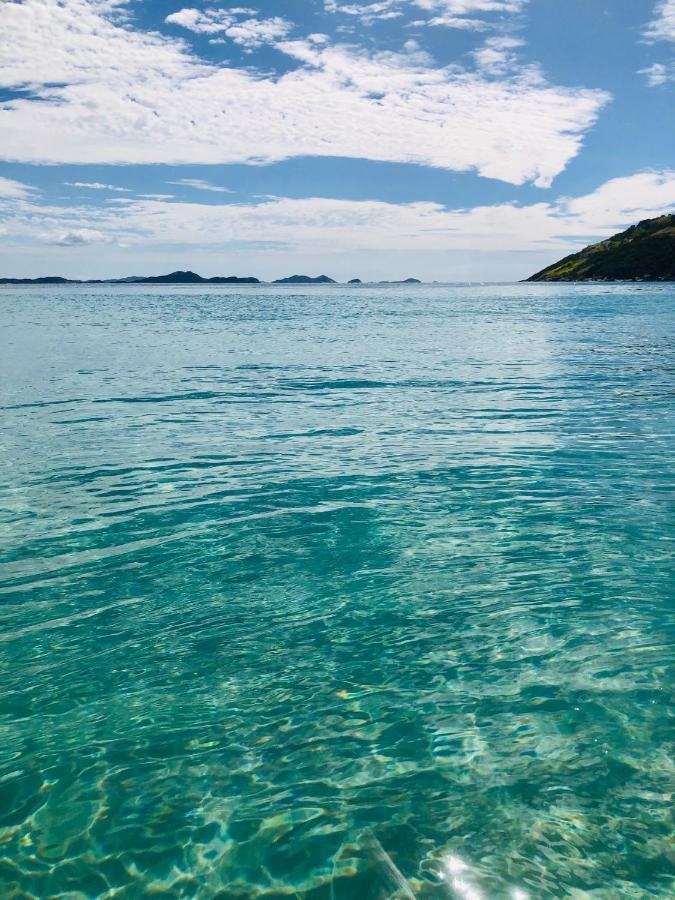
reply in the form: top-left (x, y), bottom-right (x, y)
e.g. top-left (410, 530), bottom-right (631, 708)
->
top-left (0, 283), bottom-right (674, 898)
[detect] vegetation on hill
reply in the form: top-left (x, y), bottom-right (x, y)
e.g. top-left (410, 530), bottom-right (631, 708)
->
top-left (527, 214), bottom-right (675, 282)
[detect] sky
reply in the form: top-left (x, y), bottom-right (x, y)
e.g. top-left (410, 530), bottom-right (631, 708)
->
top-left (0, 0), bottom-right (673, 281)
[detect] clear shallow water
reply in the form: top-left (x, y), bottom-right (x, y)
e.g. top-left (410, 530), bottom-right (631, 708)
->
top-left (0, 283), bottom-right (674, 899)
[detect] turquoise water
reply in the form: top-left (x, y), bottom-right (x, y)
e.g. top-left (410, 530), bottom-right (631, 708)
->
top-left (1, 283), bottom-right (674, 898)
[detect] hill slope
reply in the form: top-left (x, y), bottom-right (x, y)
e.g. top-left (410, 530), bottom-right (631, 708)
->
top-left (527, 214), bottom-right (675, 282)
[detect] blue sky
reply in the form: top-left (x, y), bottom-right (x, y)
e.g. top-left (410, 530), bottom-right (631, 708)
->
top-left (0, 0), bottom-right (673, 280)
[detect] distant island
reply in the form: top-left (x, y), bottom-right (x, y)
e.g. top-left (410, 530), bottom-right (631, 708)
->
top-left (273, 274), bottom-right (336, 284)
top-left (0, 270), bottom-right (424, 285)
top-left (137, 271), bottom-right (260, 284)
top-left (527, 214), bottom-right (675, 282)
top-left (0, 270), bottom-right (260, 285)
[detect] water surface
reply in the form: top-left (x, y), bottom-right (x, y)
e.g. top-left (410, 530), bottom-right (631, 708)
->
top-left (1, 283), bottom-right (674, 898)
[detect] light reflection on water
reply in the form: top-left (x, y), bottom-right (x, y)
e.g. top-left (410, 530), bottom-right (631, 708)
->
top-left (0, 283), bottom-right (674, 898)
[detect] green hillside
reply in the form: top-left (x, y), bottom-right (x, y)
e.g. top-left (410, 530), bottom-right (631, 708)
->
top-left (527, 214), bottom-right (675, 282)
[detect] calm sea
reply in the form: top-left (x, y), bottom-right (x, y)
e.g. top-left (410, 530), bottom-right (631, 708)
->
top-left (1, 283), bottom-right (674, 898)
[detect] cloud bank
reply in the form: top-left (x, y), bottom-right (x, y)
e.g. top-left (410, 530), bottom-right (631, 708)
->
top-left (3, 172), bottom-right (674, 257)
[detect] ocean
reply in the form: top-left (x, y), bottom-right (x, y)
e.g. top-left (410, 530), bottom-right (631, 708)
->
top-left (1, 283), bottom-right (674, 898)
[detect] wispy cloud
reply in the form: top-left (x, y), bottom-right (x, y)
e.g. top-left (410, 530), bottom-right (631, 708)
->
top-left (640, 2), bottom-right (675, 85)
top-left (168, 179), bottom-right (233, 193)
top-left (0, 0), bottom-right (608, 188)
top-left (65, 181), bottom-right (131, 192)
top-left (324, 1), bottom-right (404, 26)
top-left (639, 61), bottom-right (675, 85)
top-left (326, 0), bottom-right (526, 28)
top-left (472, 36), bottom-right (524, 74)
top-left (0, 176), bottom-right (36, 199)
top-left (644, 0), bottom-right (675, 41)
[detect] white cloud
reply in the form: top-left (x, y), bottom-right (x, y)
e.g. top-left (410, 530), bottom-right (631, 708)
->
top-left (644, 0), bottom-right (675, 41)
top-left (3, 171), bottom-right (674, 256)
top-left (0, 176), bottom-right (36, 199)
top-left (0, 0), bottom-right (608, 187)
top-left (65, 181), bottom-right (131, 191)
top-left (165, 7), bottom-right (293, 48)
top-left (168, 179), bottom-right (232, 193)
